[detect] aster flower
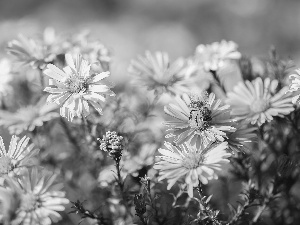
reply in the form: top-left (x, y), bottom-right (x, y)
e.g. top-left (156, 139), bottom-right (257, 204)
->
top-left (43, 53), bottom-right (115, 121)
top-left (226, 77), bottom-right (294, 126)
top-left (0, 98), bottom-right (59, 134)
top-left (64, 31), bottom-right (111, 71)
top-left (7, 31), bottom-right (57, 69)
top-left (164, 92), bottom-right (235, 147)
top-left (4, 168), bottom-right (69, 225)
top-left (226, 123), bottom-right (257, 154)
top-left (154, 141), bottom-right (231, 197)
top-left (288, 69), bottom-right (300, 104)
top-left (0, 135), bottom-right (39, 177)
top-left (194, 40), bottom-right (241, 72)
top-left (129, 51), bottom-right (194, 96)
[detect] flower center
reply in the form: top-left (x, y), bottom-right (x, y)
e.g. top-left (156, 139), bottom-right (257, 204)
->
top-left (64, 74), bottom-right (88, 93)
top-left (0, 156), bottom-right (13, 175)
top-left (250, 99), bottom-right (269, 113)
top-left (188, 100), bottom-right (212, 131)
top-left (182, 152), bottom-right (205, 169)
top-left (20, 193), bottom-right (40, 211)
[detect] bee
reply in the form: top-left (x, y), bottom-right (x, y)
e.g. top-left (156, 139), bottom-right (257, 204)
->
top-left (188, 95), bottom-right (212, 131)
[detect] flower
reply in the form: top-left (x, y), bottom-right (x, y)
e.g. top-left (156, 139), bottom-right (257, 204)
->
top-left (0, 59), bottom-right (13, 102)
top-left (3, 168), bottom-right (69, 225)
top-left (154, 141), bottom-right (231, 197)
top-left (0, 136), bottom-right (39, 177)
top-left (226, 123), bottom-right (257, 154)
top-left (0, 98), bottom-right (59, 134)
top-left (129, 51), bottom-right (194, 96)
top-left (164, 92), bottom-right (235, 147)
top-left (288, 69), bottom-right (300, 104)
top-left (226, 77), bottom-right (294, 126)
top-left (43, 54), bottom-right (115, 121)
top-left (99, 131), bottom-right (124, 161)
top-left (7, 31), bottom-right (56, 69)
top-left (194, 40), bottom-right (241, 72)
top-left (63, 30), bottom-right (111, 71)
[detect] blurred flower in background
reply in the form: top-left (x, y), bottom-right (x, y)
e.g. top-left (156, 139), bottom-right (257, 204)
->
top-left (194, 40), bottom-right (241, 72)
top-left (129, 51), bottom-right (195, 96)
top-left (0, 59), bottom-right (13, 106)
top-left (0, 135), bottom-right (38, 177)
top-left (0, 98), bottom-right (59, 134)
top-left (7, 29), bottom-right (58, 69)
top-left (3, 168), bottom-right (69, 225)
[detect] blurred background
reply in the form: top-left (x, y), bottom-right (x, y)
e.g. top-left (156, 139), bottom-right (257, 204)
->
top-left (0, 0), bottom-right (300, 85)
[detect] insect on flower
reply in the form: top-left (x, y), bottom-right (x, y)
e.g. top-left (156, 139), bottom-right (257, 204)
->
top-left (164, 92), bottom-right (235, 147)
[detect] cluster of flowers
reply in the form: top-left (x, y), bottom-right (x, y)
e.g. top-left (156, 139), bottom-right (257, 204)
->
top-left (130, 41), bottom-right (295, 198)
top-left (0, 29), bottom-right (115, 225)
top-left (0, 136), bottom-right (69, 225)
top-left (1, 28), bottom-right (300, 225)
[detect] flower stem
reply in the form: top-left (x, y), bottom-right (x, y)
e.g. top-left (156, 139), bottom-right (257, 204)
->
top-left (60, 117), bottom-right (81, 152)
top-left (137, 215), bottom-right (148, 225)
top-left (196, 182), bottom-right (222, 225)
top-left (115, 158), bottom-right (133, 218)
top-left (115, 159), bottom-right (124, 193)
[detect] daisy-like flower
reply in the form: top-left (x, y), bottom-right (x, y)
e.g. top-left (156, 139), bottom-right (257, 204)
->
top-left (154, 141), bottom-right (231, 197)
top-left (0, 59), bottom-right (13, 102)
top-left (129, 51), bottom-right (194, 96)
top-left (288, 69), bottom-right (300, 104)
top-left (43, 54), bottom-right (115, 121)
top-left (0, 135), bottom-right (39, 177)
top-left (7, 31), bottom-right (57, 69)
top-left (64, 31), bottom-right (111, 71)
top-left (0, 98), bottom-right (59, 134)
top-left (226, 123), bottom-right (257, 154)
top-left (195, 40), bottom-right (241, 72)
top-left (226, 77), bottom-right (294, 126)
top-left (4, 168), bottom-right (69, 225)
top-left (164, 92), bottom-right (235, 147)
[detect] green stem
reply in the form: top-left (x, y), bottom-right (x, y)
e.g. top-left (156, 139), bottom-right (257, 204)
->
top-left (196, 182), bottom-right (222, 225)
top-left (115, 159), bottom-right (133, 218)
top-left (60, 117), bottom-right (81, 152)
